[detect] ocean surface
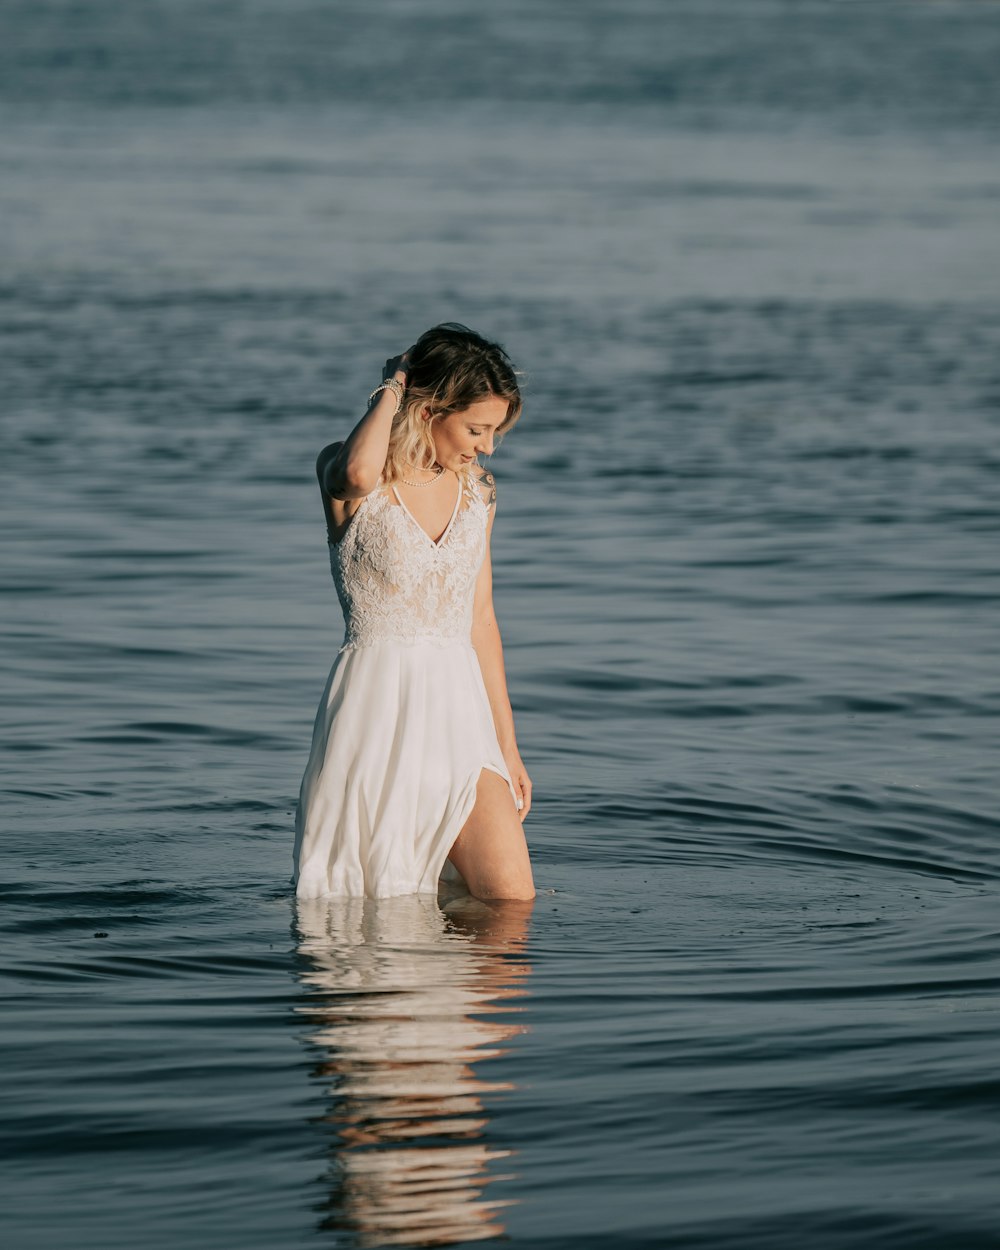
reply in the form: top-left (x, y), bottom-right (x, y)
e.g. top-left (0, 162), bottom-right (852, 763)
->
top-left (2, 2), bottom-right (1000, 1247)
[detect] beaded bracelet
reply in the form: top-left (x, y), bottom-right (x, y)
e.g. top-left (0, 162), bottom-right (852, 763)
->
top-left (368, 377), bottom-right (405, 415)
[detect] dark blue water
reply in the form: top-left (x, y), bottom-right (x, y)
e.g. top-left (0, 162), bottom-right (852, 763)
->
top-left (3, 2), bottom-right (1000, 1247)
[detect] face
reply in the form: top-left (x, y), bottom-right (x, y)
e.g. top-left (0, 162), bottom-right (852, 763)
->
top-left (426, 395), bottom-right (509, 470)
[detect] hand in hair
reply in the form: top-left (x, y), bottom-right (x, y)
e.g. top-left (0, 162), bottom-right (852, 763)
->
top-left (382, 349), bottom-right (414, 386)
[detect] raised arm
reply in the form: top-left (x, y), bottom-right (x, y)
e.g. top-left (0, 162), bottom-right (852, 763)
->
top-left (319, 352), bottom-right (411, 500)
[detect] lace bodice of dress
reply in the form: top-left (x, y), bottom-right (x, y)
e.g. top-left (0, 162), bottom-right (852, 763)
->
top-left (328, 467), bottom-right (493, 648)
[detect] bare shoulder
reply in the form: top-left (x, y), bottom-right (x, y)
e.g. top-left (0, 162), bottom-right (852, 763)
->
top-left (470, 461), bottom-right (497, 508)
top-left (315, 440), bottom-right (344, 486)
top-left (314, 441), bottom-right (364, 542)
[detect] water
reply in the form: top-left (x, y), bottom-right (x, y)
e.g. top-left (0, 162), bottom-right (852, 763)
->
top-left (3, 1), bottom-right (1000, 1246)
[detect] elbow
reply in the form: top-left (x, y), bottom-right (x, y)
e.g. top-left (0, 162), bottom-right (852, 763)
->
top-left (324, 453), bottom-right (380, 499)
top-left (343, 463), bottom-right (380, 496)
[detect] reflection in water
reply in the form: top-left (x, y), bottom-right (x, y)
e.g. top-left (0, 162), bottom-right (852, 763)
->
top-left (294, 894), bottom-right (533, 1248)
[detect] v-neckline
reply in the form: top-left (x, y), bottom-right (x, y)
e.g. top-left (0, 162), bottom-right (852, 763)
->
top-left (390, 475), bottom-right (463, 549)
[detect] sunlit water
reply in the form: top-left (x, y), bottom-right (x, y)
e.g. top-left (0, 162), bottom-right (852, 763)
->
top-left (3, 2), bottom-right (1000, 1247)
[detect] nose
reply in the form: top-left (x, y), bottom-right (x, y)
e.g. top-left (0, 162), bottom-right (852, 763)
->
top-left (478, 433), bottom-right (494, 455)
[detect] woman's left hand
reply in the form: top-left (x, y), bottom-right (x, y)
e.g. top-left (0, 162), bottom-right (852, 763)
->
top-left (503, 748), bottom-right (532, 823)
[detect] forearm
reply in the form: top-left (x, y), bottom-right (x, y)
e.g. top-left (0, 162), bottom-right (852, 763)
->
top-left (471, 614), bottom-right (518, 751)
top-left (327, 384), bottom-right (401, 496)
top-left (324, 355), bottom-right (409, 497)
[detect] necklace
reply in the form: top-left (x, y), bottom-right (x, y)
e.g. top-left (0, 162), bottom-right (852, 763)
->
top-left (399, 462), bottom-right (446, 487)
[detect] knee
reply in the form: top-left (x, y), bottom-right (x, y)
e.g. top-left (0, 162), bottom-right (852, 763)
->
top-left (476, 875), bottom-right (535, 902)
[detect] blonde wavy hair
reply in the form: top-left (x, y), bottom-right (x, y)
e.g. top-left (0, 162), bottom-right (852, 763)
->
top-left (383, 323), bottom-right (523, 486)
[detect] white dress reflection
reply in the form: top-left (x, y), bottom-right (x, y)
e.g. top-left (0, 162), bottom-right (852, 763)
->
top-left (294, 893), bottom-right (532, 1247)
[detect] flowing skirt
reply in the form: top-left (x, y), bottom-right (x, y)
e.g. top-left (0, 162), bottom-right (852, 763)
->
top-left (293, 639), bottom-right (518, 899)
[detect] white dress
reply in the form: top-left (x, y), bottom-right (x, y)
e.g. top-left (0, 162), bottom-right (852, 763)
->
top-left (293, 465), bottom-right (519, 899)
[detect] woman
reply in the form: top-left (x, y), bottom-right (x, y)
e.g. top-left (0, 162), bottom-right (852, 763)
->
top-left (293, 323), bottom-right (535, 902)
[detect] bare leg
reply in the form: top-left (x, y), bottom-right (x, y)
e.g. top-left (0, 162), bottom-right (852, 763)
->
top-left (447, 768), bottom-right (535, 901)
